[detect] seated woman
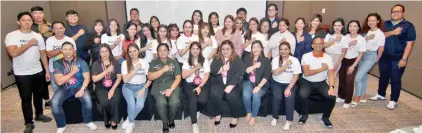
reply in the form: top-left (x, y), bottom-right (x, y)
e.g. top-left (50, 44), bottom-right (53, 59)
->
top-left (91, 44), bottom-right (122, 130)
top-left (51, 41), bottom-right (97, 133)
top-left (181, 41), bottom-right (210, 133)
top-left (120, 43), bottom-right (152, 133)
top-left (148, 43), bottom-right (182, 133)
top-left (270, 42), bottom-right (301, 130)
top-left (242, 40), bottom-right (271, 126)
top-left (210, 40), bottom-right (245, 128)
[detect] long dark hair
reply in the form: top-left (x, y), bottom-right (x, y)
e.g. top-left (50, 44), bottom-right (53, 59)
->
top-left (98, 43), bottom-right (117, 66)
top-left (92, 19), bottom-right (106, 37)
top-left (329, 18), bottom-right (347, 35)
top-left (260, 19), bottom-right (271, 40)
top-left (188, 41), bottom-right (205, 66)
top-left (124, 22), bottom-right (138, 40)
top-left (156, 25), bottom-right (171, 48)
top-left (278, 41), bottom-right (292, 67)
top-left (106, 19), bottom-right (121, 36)
top-left (126, 43), bottom-right (140, 73)
top-left (361, 13), bottom-right (385, 35)
top-left (347, 20), bottom-right (361, 34)
top-left (168, 23), bottom-right (180, 48)
top-left (249, 40), bottom-right (265, 60)
top-left (244, 17), bottom-right (260, 41)
top-left (294, 17), bottom-right (307, 33)
top-left (208, 12), bottom-right (219, 35)
top-left (140, 24), bottom-right (154, 49)
top-left (222, 15), bottom-right (236, 34)
top-left (216, 40), bottom-right (237, 61)
top-left (198, 22), bottom-right (211, 44)
top-left (149, 16), bottom-right (160, 37)
top-left (191, 10), bottom-right (203, 25)
top-left (182, 20), bottom-right (193, 34)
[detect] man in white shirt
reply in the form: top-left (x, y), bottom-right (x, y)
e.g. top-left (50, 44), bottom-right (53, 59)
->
top-left (268, 18), bottom-right (296, 58)
top-left (46, 21), bottom-right (77, 91)
top-left (5, 11), bottom-right (52, 133)
top-left (298, 38), bottom-right (336, 128)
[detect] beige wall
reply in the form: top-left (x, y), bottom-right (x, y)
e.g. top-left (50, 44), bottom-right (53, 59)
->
top-left (282, 1), bottom-right (422, 98)
top-left (1, 1), bottom-right (52, 88)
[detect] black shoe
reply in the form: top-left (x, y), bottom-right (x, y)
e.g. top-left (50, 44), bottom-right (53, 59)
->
top-left (168, 121), bottom-right (175, 129)
top-left (44, 101), bottom-right (51, 109)
top-left (163, 128), bottom-right (170, 133)
top-left (214, 121), bottom-right (220, 125)
top-left (34, 114), bottom-right (52, 122)
top-left (321, 118), bottom-right (333, 128)
top-left (24, 123), bottom-right (34, 133)
top-left (298, 115), bottom-right (308, 124)
top-left (111, 124), bottom-right (118, 130)
top-left (105, 124), bottom-right (111, 129)
top-left (229, 123), bottom-right (237, 128)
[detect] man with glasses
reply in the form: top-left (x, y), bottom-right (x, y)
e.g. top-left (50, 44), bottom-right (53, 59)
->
top-left (260, 4), bottom-right (281, 35)
top-left (369, 4), bottom-right (416, 110)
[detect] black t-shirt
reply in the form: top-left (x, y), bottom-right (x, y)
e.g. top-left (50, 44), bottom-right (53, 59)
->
top-left (91, 60), bottom-right (122, 88)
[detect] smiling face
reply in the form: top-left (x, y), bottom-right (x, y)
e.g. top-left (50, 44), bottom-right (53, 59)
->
top-left (52, 23), bottom-right (65, 36)
top-left (348, 22), bottom-right (359, 34)
top-left (193, 12), bottom-right (201, 24)
top-left (128, 46), bottom-right (139, 59)
top-left (130, 10), bottom-right (139, 21)
top-left (109, 21), bottom-right (118, 33)
top-left (151, 18), bottom-right (159, 29)
top-left (201, 25), bottom-right (210, 36)
top-left (333, 21), bottom-right (343, 34)
top-left (158, 27), bottom-right (168, 39)
top-left (312, 38), bottom-right (324, 52)
top-left (224, 17), bottom-right (234, 29)
top-left (391, 6), bottom-right (404, 21)
top-left (127, 25), bottom-right (137, 38)
top-left (267, 5), bottom-right (277, 17)
top-left (311, 18), bottom-right (321, 28)
top-left (251, 42), bottom-right (262, 57)
top-left (295, 19), bottom-right (305, 31)
top-left (221, 43), bottom-right (232, 58)
top-left (143, 26), bottom-right (152, 39)
top-left (279, 44), bottom-right (290, 57)
top-left (94, 22), bottom-right (103, 34)
top-left (61, 44), bottom-right (75, 58)
top-left (18, 14), bottom-right (33, 29)
top-left (279, 21), bottom-right (288, 32)
top-left (158, 45), bottom-right (169, 59)
top-left (190, 44), bottom-right (201, 58)
top-left (99, 47), bottom-right (110, 59)
top-left (249, 20), bottom-right (258, 32)
top-left (210, 14), bottom-right (219, 25)
top-left (260, 21), bottom-right (269, 34)
top-left (183, 22), bottom-right (193, 34)
top-left (367, 16), bottom-right (379, 29)
top-left (66, 14), bottom-right (78, 24)
top-left (170, 27), bottom-right (179, 39)
top-left (235, 19), bottom-right (243, 30)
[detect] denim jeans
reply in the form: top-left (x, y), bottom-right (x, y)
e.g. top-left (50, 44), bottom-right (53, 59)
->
top-left (122, 83), bottom-right (148, 123)
top-left (270, 79), bottom-right (296, 121)
top-left (50, 72), bottom-right (58, 91)
top-left (355, 51), bottom-right (377, 97)
top-left (51, 88), bottom-right (93, 128)
top-left (242, 80), bottom-right (266, 117)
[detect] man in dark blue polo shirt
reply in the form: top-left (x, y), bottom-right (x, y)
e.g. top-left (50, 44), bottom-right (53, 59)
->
top-left (64, 10), bottom-right (89, 63)
top-left (369, 4), bottom-right (416, 110)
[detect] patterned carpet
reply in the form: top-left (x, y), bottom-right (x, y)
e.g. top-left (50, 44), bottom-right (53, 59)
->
top-left (2, 75), bottom-right (422, 133)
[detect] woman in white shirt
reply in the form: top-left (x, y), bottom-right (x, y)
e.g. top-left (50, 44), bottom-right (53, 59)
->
top-left (141, 24), bottom-right (158, 63)
top-left (337, 20), bottom-right (366, 109)
top-left (101, 19), bottom-right (125, 63)
top-left (156, 25), bottom-right (174, 58)
top-left (198, 22), bottom-right (218, 63)
top-left (355, 13), bottom-right (385, 105)
top-left (242, 18), bottom-right (267, 59)
top-left (191, 10), bottom-right (203, 35)
top-left (149, 16), bottom-right (160, 39)
top-left (182, 42), bottom-right (210, 133)
top-left (324, 18), bottom-right (348, 75)
top-left (168, 24), bottom-right (180, 59)
top-left (268, 18), bottom-right (296, 59)
top-left (260, 19), bottom-right (271, 57)
top-left (208, 12), bottom-right (221, 36)
top-left (177, 20), bottom-right (199, 65)
top-left (270, 42), bottom-right (301, 130)
top-left (121, 43), bottom-right (152, 133)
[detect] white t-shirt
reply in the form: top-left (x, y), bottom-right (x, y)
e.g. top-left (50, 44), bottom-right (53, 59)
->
top-left (324, 34), bottom-right (349, 55)
top-left (144, 39), bottom-right (159, 63)
top-left (364, 29), bottom-right (385, 51)
top-left (201, 36), bottom-right (218, 63)
top-left (169, 39), bottom-right (178, 58)
top-left (121, 58), bottom-right (149, 84)
top-left (101, 34), bottom-right (125, 57)
top-left (344, 34), bottom-right (367, 59)
top-left (45, 36), bottom-right (77, 72)
top-left (272, 56), bottom-right (302, 84)
top-left (301, 52), bottom-right (334, 82)
top-left (213, 27), bottom-right (222, 34)
top-left (268, 31), bottom-right (296, 58)
top-left (5, 30), bottom-right (46, 75)
top-left (262, 34), bottom-right (270, 57)
top-left (176, 34), bottom-right (199, 63)
top-left (182, 59), bottom-right (211, 83)
top-left (244, 32), bottom-right (267, 52)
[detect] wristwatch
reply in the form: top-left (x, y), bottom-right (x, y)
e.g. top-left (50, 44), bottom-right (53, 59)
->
top-left (401, 58), bottom-right (407, 61)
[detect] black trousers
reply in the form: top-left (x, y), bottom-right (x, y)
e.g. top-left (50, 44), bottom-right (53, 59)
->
top-left (183, 82), bottom-right (209, 124)
top-left (15, 71), bottom-right (45, 124)
top-left (299, 79), bottom-right (336, 118)
top-left (95, 84), bottom-right (122, 124)
top-left (210, 83), bottom-right (243, 118)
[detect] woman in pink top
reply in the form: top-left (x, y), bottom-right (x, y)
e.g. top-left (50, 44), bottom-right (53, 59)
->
top-left (215, 15), bottom-right (243, 57)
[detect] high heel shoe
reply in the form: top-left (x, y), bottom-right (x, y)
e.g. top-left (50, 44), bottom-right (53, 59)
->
top-left (229, 123), bottom-right (237, 128)
top-left (111, 124), bottom-right (118, 130)
top-left (214, 121), bottom-right (221, 125)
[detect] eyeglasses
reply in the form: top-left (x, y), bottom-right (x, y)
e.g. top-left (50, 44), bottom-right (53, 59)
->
top-left (391, 10), bottom-right (403, 14)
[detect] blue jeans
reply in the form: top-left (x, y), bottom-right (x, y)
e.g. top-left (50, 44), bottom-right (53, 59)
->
top-left (242, 80), bottom-right (266, 117)
top-left (51, 88), bottom-right (93, 128)
top-left (271, 79), bottom-right (296, 120)
top-left (354, 51), bottom-right (377, 97)
top-left (122, 83), bottom-right (148, 123)
top-left (50, 72), bottom-right (58, 91)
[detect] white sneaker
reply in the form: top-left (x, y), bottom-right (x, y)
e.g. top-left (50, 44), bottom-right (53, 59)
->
top-left (271, 118), bottom-right (277, 126)
top-left (351, 102), bottom-right (358, 107)
top-left (343, 104), bottom-right (350, 109)
top-left (283, 121), bottom-right (291, 131)
top-left (387, 101), bottom-right (397, 110)
top-left (56, 127), bottom-right (66, 133)
top-left (192, 123), bottom-right (199, 133)
top-left (85, 122), bottom-right (97, 130)
top-left (122, 117), bottom-right (129, 129)
top-left (369, 95), bottom-right (386, 101)
top-left (336, 98), bottom-right (345, 103)
top-left (197, 111), bottom-right (200, 119)
top-left (125, 122), bottom-right (134, 133)
top-left (360, 100), bottom-right (367, 103)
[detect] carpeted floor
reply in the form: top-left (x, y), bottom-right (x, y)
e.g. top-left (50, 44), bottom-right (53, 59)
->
top-left (2, 75), bottom-right (422, 133)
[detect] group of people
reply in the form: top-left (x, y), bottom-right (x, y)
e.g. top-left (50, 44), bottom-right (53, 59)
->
top-left (4, 3), bottom-right (416, 133)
